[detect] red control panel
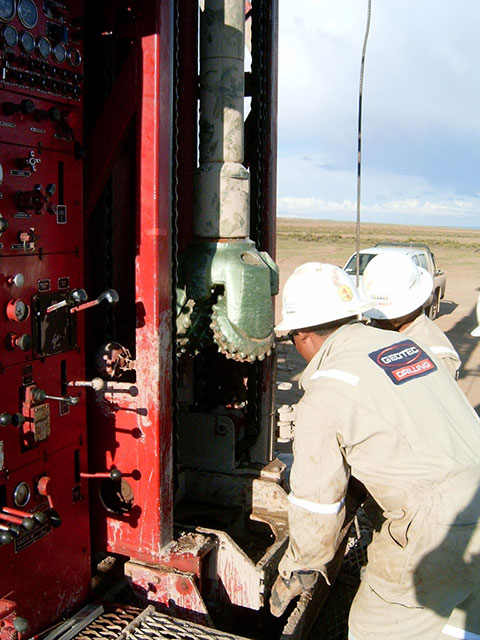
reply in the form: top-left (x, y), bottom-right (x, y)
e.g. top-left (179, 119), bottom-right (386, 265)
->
top-left (0, 0), bottom-right (90, 634)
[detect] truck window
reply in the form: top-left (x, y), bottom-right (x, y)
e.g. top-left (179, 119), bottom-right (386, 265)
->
top-left (417, 254), bottom-right (428, 270)
top-left (344, 253), bottom-right (376, 276)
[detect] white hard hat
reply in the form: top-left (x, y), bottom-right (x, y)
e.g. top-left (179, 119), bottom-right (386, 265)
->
top-left (362, 253), bottom-right (433, 320)
top-left (471, 294), bottom-right (480, 336)
top-left (276, 262), bottom-right (372, 332)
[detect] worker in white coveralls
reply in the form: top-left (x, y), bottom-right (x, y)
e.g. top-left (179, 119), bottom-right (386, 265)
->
top-left (471, 293), bottom-right (480, 338)
top-left (361, 252), bottom-right (461, 379)
top-left (270, 262), bottom-right (480, 640)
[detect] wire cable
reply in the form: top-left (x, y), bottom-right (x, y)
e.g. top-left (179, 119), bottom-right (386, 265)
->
top-left (355, 0), bottom-right (372, 286)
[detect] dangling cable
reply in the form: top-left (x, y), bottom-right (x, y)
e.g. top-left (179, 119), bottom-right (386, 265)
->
top-left (355, 0), bottom-right (372, 286)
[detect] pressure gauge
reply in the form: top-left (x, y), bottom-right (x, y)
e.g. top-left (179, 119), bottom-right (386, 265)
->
top-left (0, 0), bottom-right (15, 22)
top-left (68, 47), bottom-right (81, 67)
top-left (52, 42), bottom-right (66, 64)
top-left (17, 0), bottom-right (37, 29)
top-left (1, 23), bottom-right (17, 47)
top-left (36, 35), bottom-right (51, 59)
top-left (19, 30), bottom-right (34, 53)
top-left (13, 481), bottom-right (31, 507)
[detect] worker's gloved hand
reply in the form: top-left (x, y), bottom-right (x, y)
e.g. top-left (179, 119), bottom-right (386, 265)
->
top-left (269, 570), bottom-right (319, 617)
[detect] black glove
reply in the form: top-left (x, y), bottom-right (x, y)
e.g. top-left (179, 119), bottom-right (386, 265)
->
top-left (269, 570), bottom-right (318, 617)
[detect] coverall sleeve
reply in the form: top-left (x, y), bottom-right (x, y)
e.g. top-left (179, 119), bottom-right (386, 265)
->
top-left (278, 388), bottom-right (350, 579)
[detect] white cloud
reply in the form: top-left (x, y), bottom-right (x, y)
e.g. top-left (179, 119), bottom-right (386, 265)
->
top-left (277, 195), bottom-right (480, 227)
top-left (278, 0), bottom-right (480, 227)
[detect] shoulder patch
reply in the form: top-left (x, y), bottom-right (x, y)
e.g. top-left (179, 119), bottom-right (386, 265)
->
top-left (368, 339), bottom-right (437, 385)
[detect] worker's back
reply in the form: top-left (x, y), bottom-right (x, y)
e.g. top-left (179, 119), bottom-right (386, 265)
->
top-left (300, 322), bottom-right (480, 510)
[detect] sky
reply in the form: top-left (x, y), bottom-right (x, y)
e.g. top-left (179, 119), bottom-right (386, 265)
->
top-left (277, 0), bottom-right (480, 228)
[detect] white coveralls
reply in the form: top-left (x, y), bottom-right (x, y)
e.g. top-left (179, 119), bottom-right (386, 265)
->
top-left (279, 322), bottom-right (480, 640)
top-left (403, 312), bottom-right (461, 379)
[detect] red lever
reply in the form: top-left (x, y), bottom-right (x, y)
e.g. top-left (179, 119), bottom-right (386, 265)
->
top-left (80, 468), bottom-right (121, 481)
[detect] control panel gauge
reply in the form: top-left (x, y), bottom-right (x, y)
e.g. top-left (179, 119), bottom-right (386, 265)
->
top-left (52, 42), bottom-right (66, 64)
top-left (0, 0), bottom-right (15, 22)
top-left (13, 481), bottom-right (31, 507)
top-left (36, 35), bottom-right (51, 59)
top-left (1, 23), bottom-right (17, 46)
top-left (6, 298), bottom-right (30, 322)
top-left (19, 29), bottom-right (34, 53)
top-left (17, 0), bottom-right (37, 29)
top-left (68, 47), bottom-right (81, 67)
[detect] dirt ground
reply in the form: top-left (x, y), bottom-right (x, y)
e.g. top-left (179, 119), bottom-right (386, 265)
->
top-left (274, 218), bottom-right (480, 413)
top-left (273, 218), bottom-right (480, 638)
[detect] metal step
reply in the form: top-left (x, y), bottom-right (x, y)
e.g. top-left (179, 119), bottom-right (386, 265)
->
top-left (74, 606), bottom-right (250, 640)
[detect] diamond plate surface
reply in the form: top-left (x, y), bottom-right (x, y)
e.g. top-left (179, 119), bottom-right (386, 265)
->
top-left (74, 606), bottom-right (141, 640)
top-left (74, 606), bottom-right (249, 640)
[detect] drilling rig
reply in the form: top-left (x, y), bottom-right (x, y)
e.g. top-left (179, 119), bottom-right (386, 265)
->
top-left (0, 1), bottom-right (313, 639)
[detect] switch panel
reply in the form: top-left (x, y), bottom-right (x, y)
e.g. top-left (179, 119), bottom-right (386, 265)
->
top-left (0, 0), bottom-right (90, 634)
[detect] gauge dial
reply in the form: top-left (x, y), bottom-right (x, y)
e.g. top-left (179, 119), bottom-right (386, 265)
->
top-left (19, 29), bottom-right (34, 52)
top-left (0, 0), bottom-right (15, 22)
top-left (13, 481), bottom-right (31, 507)
top-left (68, 47), bottom-right (81, 67)
top-left (52, 42), bottom-right (66, 64)
top-left (17, 0), bottom-right (37, 29)
top-left (2, 23), bottom-right (17, 46)
top-left (36, 35), bottom-right (51, 59)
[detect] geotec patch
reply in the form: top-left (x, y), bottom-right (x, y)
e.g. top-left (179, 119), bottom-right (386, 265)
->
top-left (368, 339), bottom-right (437, 385)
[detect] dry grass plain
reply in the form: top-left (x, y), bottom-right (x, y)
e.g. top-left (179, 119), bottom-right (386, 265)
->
top-left (274, 218), bottom-right (480, 413)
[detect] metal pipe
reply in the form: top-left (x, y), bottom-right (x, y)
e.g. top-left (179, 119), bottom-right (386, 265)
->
top-left (195, 0), bottom-right (250, 238)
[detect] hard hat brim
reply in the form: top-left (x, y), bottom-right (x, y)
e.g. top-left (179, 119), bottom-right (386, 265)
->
top-left (275, 299), bottom-right (373, 332)
top-left (363, 267), bottom-right (433, 320)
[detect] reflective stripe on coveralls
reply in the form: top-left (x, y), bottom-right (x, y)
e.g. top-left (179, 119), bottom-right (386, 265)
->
top-left (350, 621), bottom-right (480, 640)
top-left (442, 625), bottom-right (480, 640)
top-left (279, 322), bottom-right (480, 640)
top-left (288, 492), bottom-right (345, 515)
top-left (310, 369), bottom-right (359, 386)
top-left (403, 312), bottom-right (461, 379)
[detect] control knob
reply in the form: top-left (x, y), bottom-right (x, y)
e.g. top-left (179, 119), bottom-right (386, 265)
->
top-left (1, 99), bottom-right (34, 116)
top-left (0, 413), bottom-right (26, 427)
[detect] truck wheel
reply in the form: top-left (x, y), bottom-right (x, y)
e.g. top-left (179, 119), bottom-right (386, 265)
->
top-left (428, 291), bottom-right (439, 320)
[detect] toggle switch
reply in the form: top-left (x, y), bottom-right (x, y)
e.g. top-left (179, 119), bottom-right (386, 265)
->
top-left (0, 412), bottom-right (26, 428)
top-left (0, 510), bottom-right (35, 531)
top-left (46, 288), bottom-right (87, 314)
top-left (0, 524), bottom-right (13, 546)
top-left (31, 388), bottom-right (79, 406)
top-left (80, 468), bottom-right (122, 481)
top-left (2, 506), bottom-right (48, 527)
top-left (70, 289), bottom-right (119, 314)
top-left (37, 476), bottom-right (61, 527)
top-left (67, 377), bottom-right (105, 391)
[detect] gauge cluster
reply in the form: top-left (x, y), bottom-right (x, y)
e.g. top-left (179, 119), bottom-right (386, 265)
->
top-left (0, 0), bottom-right (83, 100)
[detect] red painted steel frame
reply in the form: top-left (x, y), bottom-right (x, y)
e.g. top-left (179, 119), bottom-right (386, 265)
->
top-left (87, 1), bottom-right (174, 561)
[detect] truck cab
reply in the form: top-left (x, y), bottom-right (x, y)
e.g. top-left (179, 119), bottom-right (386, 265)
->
top-left (344, 243), bottom-right (446, 319)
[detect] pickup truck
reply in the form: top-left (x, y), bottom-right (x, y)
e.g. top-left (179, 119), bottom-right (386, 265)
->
top-left (343, 242), bottom-right (446, 319)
